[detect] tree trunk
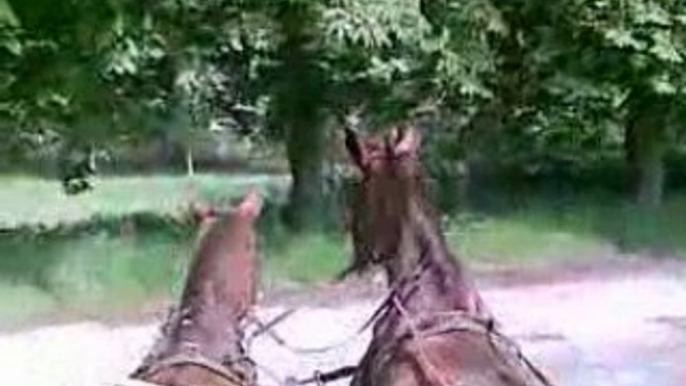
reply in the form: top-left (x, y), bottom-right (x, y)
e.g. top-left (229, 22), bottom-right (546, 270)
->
top-left (626, 115), bottom-right (665, 212)
top-left (185, 146), bottom-right (195, 177)
top-left (284, 121), bottom-right (326, 230)
top-left (275, 2), bottom-right (328, 231)
top-left (623, 114), bottom-right (668, 255)
top-left (624, 117), bottom-right (637, 190)
top-left (636, 130), bottom-right (665, 211)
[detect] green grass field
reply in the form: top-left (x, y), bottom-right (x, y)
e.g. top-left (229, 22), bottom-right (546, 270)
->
top-left (447, 195), bottom-right (686, 263)
top-left (0, 174), bottom-right (290, 229)
top-left (0, 174), bottom-right (684, 328)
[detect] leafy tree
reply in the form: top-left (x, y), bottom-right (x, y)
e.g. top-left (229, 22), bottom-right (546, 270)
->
top-left (491, 0), bottom-right (686, 210)
top-left (253, 0), bottom-right (437, 230)
top-left (1, 0), bottom-right (447, 227)
top-left (1, 0), bottom-right (255, 187)
top-left (7, 0), bottom-right (685, 230)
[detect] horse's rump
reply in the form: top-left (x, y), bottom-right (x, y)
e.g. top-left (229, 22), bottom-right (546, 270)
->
top-left (357, 311), bottom-right (552, 386)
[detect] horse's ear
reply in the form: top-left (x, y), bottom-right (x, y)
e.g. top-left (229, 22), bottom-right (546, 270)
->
top-left (190, 200), bottom-right (217, 223)
top-left (383, 131), bottom-right (395, 155)
top-left (394, 125), bottom-right (421, 156)
top-left (389, 126), bottom-right (403, 146)
top-left (345, 127), bottom-right (367, 170)
top-left (236, 189), bottom-right (263, 219)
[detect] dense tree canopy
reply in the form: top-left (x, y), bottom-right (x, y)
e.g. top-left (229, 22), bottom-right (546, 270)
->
top-left (2, 0), bottom-right (686, 225)
top-left (492, 0), bottom-right (686, 209)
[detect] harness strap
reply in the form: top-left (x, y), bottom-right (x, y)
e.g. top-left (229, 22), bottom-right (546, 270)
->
top-left (430, 311), bottom-right (553, 386)
top-left (391, 296), bottom-right (460, 386)
top-left (484, 329), bottom-right (555, 386)
top-left (392, 309), bottom-right (555, 386)
top-left (130, 352), bottom-right (249, 386)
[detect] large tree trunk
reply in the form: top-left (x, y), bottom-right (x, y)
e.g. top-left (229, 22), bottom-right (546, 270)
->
top-left (285, 120), bottom-right (326, 230)
top-left (626, 114), bottom-right (666, 212)
top-left (275, 2), bottom-right (328, 231)
top-left (623, 112), bottom-right (668, 255)
top-left (185, 146), bottom-right (195, 177)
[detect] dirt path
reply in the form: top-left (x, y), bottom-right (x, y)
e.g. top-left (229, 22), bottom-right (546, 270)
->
top-left (0, 270), bottom-right (684, 386)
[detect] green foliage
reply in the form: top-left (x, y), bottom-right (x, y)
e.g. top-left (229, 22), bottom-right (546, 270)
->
top-left (446, 213), bottom-right (603, 265)
top-left (0, 223), bottom-right (191, 328)
top-left (415, 0), bottom-right (686, 211)
top-left (263, 233), bottom-right (349, 285)
top-left (4, 0), bottom-right (686, 222)
top-left (1, 0), bottom-right (503, 148)
top-left (447, 191), bottom-right (686, 264)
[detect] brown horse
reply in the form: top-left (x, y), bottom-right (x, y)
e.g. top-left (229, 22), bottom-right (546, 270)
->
top-left (127, 190), bottom-right (262, 386)
top-left (344, 126), bottom-right (553, 386)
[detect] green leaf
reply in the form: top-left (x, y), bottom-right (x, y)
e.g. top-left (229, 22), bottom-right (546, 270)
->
top-left (459, 77), bottom-right (492, 98)
top-left (0, 0), bottom-right (18, 26)
top-left (650, 74), bottom-right (677, 95)
top-left (648, 31), bottom-right (682, 63)
top-left (0, 34), bottom-right (21, 55)
top-left (635, 2), bottom-right (671, 27)
top-left (604, 28), bottom-right (646, 50)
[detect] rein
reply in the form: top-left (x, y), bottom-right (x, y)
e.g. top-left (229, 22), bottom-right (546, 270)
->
top-left (242, 278), bottom-right (417, 386)
top-left (247, 274), bottom-right (405, 356)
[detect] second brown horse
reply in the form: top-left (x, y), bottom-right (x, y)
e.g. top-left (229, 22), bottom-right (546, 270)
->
top-left (128, 190), bottom-right (262, 386)
top-left (344, 126), bottom-right (553, 386)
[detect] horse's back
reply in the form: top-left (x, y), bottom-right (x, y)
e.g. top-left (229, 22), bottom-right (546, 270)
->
top-left (361, 332), bottom-right (549, 386)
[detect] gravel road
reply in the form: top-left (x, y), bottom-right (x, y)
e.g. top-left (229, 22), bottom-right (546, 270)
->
top-left (1, 272), bottom-right (685, 386)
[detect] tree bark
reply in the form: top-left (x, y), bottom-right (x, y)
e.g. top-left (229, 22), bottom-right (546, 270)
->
top-left (274, 2), bottom-right (328, 231)
top-left (626, 114), bottom-right (665, 212)
top-left (284, 120), bottom-right (326, 230)
top-left (185, 146), bottom-right (195, 177)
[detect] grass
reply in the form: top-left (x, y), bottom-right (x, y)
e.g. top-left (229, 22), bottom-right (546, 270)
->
top-left (0, 174), bottom-right (290, 229)
top-left (1, 174), bottom-right (686, 328)
top-left (0, 282), bottom-right (59, 323)
top-left (0, 170), bottom-right (340, 328)
top-left (446, 194), bottom-right (686, 266)
top-left (0, 173), bottom-right (291, 328)
top-left (262, 233), bottom-right (349, 286)
top-left (0, 226), bottom-right (350, 328)
top-left (446, 215), bottom-right (604, 266)
top-left (0, 228), bottom-right (192, 328)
